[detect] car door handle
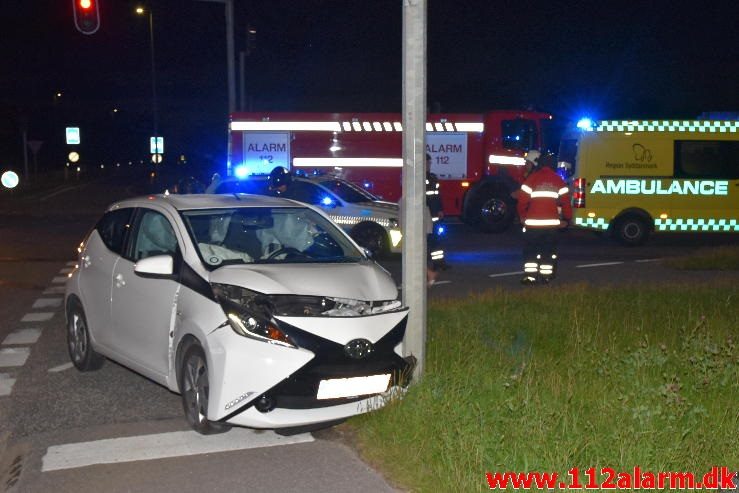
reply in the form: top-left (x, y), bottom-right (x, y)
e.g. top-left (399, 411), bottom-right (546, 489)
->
top-left (115, 273), bottom-right (126, 288)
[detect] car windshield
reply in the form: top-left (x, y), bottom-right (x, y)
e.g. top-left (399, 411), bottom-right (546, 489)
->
top-left (318, 179), bottom-right (378, 203)
top-left (181, 207), bottom-right (365, 268)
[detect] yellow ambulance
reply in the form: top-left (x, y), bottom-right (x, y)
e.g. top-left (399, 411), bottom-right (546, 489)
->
top-left (561, 120), bottom-right (739, 245)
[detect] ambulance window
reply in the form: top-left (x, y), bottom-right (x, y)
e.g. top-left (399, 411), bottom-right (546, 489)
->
top-left (674, 141), bottom-right (739, 179)
top-left (502, 120), bottom-right (538, 151)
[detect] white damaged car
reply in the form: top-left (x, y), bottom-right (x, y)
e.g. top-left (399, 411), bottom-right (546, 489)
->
top-left (65, 193), bottom-right (413, 434)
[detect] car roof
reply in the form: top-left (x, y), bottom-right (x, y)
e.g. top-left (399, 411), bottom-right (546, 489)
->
top-left (109, 193), bottom-right (304, 212)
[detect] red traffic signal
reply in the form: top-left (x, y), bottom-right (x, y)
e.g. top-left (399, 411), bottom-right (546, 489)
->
top-left (73, 0), bottom-right (100, 35)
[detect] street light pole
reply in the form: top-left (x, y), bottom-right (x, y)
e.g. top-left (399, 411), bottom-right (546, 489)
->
top-left (136, 6), bottom-right (159, 154)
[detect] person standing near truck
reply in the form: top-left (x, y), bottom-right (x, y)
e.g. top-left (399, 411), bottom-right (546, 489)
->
top-left (517, 151), bottom-right (572, 284)
top-left (426, 153), bottom-right (446, 272)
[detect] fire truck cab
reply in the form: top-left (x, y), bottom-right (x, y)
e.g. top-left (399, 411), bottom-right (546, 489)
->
top-left (228, 110), bottom-right (553, 233)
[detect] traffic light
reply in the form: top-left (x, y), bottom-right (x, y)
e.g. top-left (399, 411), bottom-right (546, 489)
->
top-left (73, 0), bottom-right (100, 35)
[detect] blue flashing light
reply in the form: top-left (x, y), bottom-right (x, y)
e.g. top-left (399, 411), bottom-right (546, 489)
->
top-left (363, 182), bottom-right (371, 189)
top-left (435, 224), bottom-right (446, 236)
top-left (234, 165), bottom-right (250, 179)
top-left (320, 196), bottom-right (334, 206)
top-left (576, 118), bottom-right (594, 131)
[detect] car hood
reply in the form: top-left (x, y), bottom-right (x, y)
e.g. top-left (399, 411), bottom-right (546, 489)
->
top-left (208, 260), bottom-right (397, 300)
top-left (348, 201), bottom-right (399, 217)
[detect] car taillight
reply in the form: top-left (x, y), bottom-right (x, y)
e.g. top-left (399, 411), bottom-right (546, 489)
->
top-left (573, 178), bottom-right (586, 208)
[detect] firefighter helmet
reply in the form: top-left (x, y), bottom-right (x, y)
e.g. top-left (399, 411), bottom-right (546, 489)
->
top-left (268, 166), bottom-right (291, 189)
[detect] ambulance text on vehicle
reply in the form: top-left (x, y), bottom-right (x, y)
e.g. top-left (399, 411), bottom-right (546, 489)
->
top-left (561, 119), bottom-right (739, 245)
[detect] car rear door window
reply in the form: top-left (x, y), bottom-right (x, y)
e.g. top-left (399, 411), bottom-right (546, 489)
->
top-left (95, 208), bottom-right (133, 255)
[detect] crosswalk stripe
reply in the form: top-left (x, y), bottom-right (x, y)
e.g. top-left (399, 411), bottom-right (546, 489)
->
top-left (0, 373), bottom-right (16, 396)
top-left (2, 328), bottom-right (42, 345)
top-left (42, 428), bottom-right (314, 472)
top-left (21, 312), bottom-right (54, 322)
top-left (0, 347), bottom-right (31, 367)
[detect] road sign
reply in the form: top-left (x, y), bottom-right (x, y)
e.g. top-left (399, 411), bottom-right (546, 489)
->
top-left (66, 127), bottom-right (81, 144)
top-left (150, 137), bottom-right (164, 154)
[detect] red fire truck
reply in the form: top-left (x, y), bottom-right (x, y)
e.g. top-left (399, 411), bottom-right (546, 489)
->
top-left (228, 110), bottom-right (553, 232)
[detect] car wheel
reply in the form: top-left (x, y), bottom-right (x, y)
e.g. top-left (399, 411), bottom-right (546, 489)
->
top-left (613, 214), bottom-right (650, 246)
top-left (66, 301), bottom-right (105, 371)
top-left (180, 345), bottom-right (231, 435)
top-left (351, 222), bottom-right (389, 258)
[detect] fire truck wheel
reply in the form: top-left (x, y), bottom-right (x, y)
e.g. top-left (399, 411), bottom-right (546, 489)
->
top-left (351, 222), bottom-right (389, 258)
top-left (474, 193), bottom-right (514, 233)
top-left (612, 214), bottom-right (651, 246)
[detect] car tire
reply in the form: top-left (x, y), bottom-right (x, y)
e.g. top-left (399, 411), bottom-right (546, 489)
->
top-left (179, 344), bottom-right (231, 435)
top-left (613, 214), bottom-right (650, 246)
top-left (66, 300), bottom-right (105, 371)
top-left (351, 222), bottom-right (389, 258)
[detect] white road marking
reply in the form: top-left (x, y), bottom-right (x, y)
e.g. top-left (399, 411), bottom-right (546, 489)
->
top-left (575, 262), bottom-right (624, 268)
top-left (42, 428), bottom-right (315, 472)
top-left (48, 362), bottom-right (74, 373)
top-left (635, 258), bottom-right (662, 263)
top-left (0, 374), bottom-right (16, 396)
top-left (21, 312), bottom-right (54, 322)
top-left (43, 286), bottom-right (66, 295)
top-left (0, 347), bottom-right (31, 367)
top-left (32, 298), bottom-right (63, 309)
top-left (488, 270), bottom-right (524, 278)
top-left (51, 276), bottom-right (69, 284)
top-left (431, 280), bottom-right (452, 285)
top-left (2, 328), bottom-right (42, 345)
top-left (59, 267), bottom-right (74, 274)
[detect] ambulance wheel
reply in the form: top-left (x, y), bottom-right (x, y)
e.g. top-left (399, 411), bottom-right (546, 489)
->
top-left (351, 222), bottom-right (389, 258)
top-left (613, 214), bottom-right (650, 246)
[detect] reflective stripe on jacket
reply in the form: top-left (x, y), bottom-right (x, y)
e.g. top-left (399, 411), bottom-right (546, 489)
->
top-left (516, 167), bottom-right (572, 228)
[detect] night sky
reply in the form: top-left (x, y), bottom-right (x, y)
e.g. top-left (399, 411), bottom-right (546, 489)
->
top-left (1, 0), bottom-right (737, 173)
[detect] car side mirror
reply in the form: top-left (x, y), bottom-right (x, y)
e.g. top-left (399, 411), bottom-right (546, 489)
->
top-left (134, 254), bottom-right (174, 277)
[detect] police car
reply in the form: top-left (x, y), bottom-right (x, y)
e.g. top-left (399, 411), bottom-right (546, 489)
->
top-left (206, 173), bottom-right (403, 256)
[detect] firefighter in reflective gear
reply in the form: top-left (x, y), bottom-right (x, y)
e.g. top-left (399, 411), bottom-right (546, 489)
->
top-left (516, 151), bottom-right (572, 284)
top-left (425, 153), bottom-right (445, 270)
top-left (268, 166), bottom-right (292, 196)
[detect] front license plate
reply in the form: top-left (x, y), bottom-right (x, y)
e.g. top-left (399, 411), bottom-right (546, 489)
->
top-left (316, 374), bottom-right (391, 400)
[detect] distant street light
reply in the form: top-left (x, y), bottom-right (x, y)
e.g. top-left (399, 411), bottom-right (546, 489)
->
top-left (136, 6), bottom-right (159, 156)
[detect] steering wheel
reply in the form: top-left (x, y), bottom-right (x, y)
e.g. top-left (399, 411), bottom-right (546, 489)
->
top-left (266, 246), bottom-right (308, 260)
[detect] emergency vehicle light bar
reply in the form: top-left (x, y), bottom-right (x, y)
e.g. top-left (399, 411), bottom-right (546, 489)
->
top-left (293, 158), bottom-right (404, 168)
top-left (231, 121), bottom-right (485, 133)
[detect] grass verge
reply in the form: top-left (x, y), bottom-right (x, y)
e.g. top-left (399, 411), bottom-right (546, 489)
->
top-left (353, 281), bottom-right (738, 492)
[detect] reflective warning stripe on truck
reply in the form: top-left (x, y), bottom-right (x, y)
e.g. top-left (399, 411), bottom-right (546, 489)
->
top-left (231, 121), bottom-right (484, 133)
top-left (576, 217), bottom-right (739, 232)
top-left (594, 120), bottom-right (739, 133)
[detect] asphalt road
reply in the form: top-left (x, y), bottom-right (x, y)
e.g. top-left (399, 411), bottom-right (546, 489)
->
top-left (0, 174), bottom-right (736, 492)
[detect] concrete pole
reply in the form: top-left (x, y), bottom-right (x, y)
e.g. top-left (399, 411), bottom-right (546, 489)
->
top-left (401, 0), bottom-right (427, 379)
top-left (225, 0), bottom-right (236, 114)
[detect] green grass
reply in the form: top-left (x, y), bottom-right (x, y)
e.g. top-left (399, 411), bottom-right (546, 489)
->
top-left (353, 282), bottom-right (738, 492)
top-left (665, 245), bottom-right (739, 270)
